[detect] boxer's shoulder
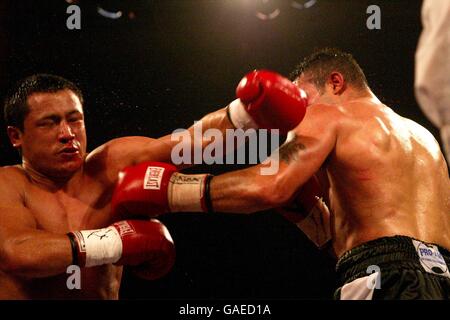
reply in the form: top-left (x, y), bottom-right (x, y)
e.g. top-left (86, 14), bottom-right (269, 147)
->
top-left (0, 166), bottom-right (27, 202)
top-left (305, 102), bottom-right (345, 119)
top-left (85, 136), bottom-right (158, 184)
top-left (84, 139), bottom-right (124, 182)
top-left (0, 165), bottom-right (27, 185)
top-left (293, 103), bottom-right (344, 135)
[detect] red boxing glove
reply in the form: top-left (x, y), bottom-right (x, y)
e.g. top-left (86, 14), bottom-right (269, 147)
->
top-left (276, 176), bottom-right (332, 248)
top-left (68, 219), bottom-right (176, 280)
top-left (111, 161), bottom-right (212, 219)
top-left (229, 70), bottom-right (308, 135)
top-left (112, 162), bottom-right (177, 218)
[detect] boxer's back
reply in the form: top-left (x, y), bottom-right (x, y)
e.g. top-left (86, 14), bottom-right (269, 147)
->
top-left (328, 100), bottom-right (450, 256)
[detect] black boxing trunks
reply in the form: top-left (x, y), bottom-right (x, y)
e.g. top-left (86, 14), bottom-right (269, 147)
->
top-left (334, 236), bottom-right (450, 300)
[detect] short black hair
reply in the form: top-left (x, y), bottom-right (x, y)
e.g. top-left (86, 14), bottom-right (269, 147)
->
top-left (3, 74), bottom-right (83, 131)
top-left (290, 48), bottom-right (368, 91)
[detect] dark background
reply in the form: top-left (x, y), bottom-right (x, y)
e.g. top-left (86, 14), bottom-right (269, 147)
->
top-left (0, 0), bottom-right (435, 299)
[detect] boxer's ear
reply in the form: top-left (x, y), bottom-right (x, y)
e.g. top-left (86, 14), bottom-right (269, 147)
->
top-left (328, 72), bottom-right (345, 95)
top-left (7, 126), bottom-right (23, 149)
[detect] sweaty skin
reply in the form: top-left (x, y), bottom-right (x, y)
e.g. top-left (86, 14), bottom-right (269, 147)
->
top-left (0, 89), bottom-right (234, 299)
top-left (319, 98), bottom-right (450, 256)
top-left (209, 77), bottom-right (450, 258)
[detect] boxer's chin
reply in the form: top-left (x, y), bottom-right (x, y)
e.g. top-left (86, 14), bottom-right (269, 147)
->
top-left (52, 157), bottom-right (84, 179)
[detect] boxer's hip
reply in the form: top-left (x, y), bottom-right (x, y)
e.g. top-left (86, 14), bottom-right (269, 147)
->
top-left (334, 235), bottom-right (450, 299)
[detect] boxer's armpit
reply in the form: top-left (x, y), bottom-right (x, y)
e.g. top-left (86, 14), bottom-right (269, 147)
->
top-left (279, 137), bottom-right (306, 163)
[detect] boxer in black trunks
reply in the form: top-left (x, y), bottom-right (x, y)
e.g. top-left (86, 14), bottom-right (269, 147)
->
top-left (112, 48), bottom-right (450, 299)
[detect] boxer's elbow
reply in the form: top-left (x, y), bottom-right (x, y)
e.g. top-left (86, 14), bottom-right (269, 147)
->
top-left (0, 242), bottom-right (24, 274)
top-left (256, 175), bottom-right (294, 208)
top-left (0, 241), bottom-right (41, 277)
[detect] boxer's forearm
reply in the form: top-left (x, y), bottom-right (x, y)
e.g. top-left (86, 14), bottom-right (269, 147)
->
top-left (193, 107), bottom-right (234, 134)
top-left (126, 107), bottom-right (235, 170)
top-left (0, 231), bottom-right (73, 278)
top-left (184, 107), bottom-right (236, 160)
top-left (207, 140), bottom-right (323, 214)
top-left (209, 164), bottom-right (294, 214)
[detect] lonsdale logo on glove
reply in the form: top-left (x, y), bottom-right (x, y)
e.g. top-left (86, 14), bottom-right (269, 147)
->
top-left (143, 166), bottom-right (166, 190)
top-left (114, 220), bottom-right (136, 237)
top-left (111, 161), bottom-right (213, 218)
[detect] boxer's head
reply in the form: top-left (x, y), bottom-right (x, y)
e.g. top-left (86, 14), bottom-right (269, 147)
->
top-left (4, 74), bottom-right (87, 179)
top-left (290, 48), bottom-right (369, 105)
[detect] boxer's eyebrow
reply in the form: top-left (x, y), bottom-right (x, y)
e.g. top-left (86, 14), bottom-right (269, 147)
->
top-left (37, 114), bottom-right (61, 122)
top-left (66, 110), bottom-right (84, 118)
top-left (36, 110), bottom-right (84, 124)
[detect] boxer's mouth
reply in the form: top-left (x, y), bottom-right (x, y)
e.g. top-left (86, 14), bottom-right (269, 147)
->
top-left (59, 146), bottom-right (79, 155)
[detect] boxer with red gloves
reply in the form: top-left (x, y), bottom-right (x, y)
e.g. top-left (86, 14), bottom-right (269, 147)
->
top-left (115, 48), bottom-right (450, 300)
top-left (0, 69), bottom-right (309, 299)
top-left (67, 219), bottom-right (175, 280)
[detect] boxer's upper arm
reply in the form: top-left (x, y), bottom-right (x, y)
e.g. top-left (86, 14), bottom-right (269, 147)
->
top-left (0, 171), bottom-right (36, 224)
top-left (0, 172), bottom-right (74, 277)
top-left (0, 172), bottom-right (38, 253)
top-left (273, 104), bottom-right (339, 194)
top-left (86, 107), bottom-right (235, 183)
top-left (208, 104), bottom-right (339, 213)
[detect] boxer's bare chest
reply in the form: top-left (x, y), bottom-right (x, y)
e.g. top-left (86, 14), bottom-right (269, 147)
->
top-left (23, 178), bottom-right (114, 232)
top-left (11, 174), bottom-right (122, 299)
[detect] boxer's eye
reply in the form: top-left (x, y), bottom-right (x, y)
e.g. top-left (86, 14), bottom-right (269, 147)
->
top-left (68, 116), bottom-right (83, 123)
top-left (37, 120), bottom-right (55, 127)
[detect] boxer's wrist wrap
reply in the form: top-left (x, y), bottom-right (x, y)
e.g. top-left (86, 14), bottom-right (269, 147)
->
top-left (67, 232), bottom-right (79, 266)
top-left (67, 227), bottom-right (122, 267)
top-left (168, 173), bottom-right (210, 212)
top-left (204, 174), bottom-right (214, 214)
top-left (226, 104), bottom-right (237, 129)
top-left (228, 99), bottom-right (258, 130)
top-left (68, 231), bottom-right (87, 267)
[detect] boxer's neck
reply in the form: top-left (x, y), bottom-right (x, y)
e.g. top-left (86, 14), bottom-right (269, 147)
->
top-left (348, 88), bottom-right (383, 106)
top-left (21, 161), bottom-right (84, 194)
top-left (340, 86), bottom-right (374, 102)
top-left (327, 87), bottom-right (378, 107)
